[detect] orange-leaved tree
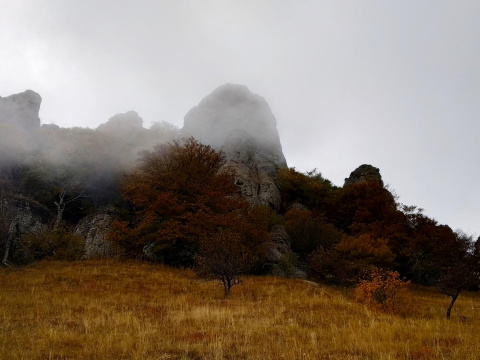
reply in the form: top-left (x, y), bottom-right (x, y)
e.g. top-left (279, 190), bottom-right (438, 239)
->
top-left (309, 233), bottom-right (395, 285)
top-left (354, 267), bottom-right (411, 314)
top-left (108, 138), bottom-right (251, 266)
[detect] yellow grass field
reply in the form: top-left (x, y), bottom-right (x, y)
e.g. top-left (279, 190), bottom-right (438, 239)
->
top-left (0, 260), bottom-right (479, 359)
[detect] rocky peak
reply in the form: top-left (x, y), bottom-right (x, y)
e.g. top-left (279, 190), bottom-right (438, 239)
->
top-left (344, 164), bottom-right (384, 187)
top-left (0, 90), bottom-right (42, 130)
top-left (96, 111), bottom-right (144, 137)
top-left (182, 84), bottom-right (287, 210)
top-left (183, 84), bottom-right (287, 167)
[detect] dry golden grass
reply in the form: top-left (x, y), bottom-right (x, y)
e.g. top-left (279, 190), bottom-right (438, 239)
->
top-left (0, 260), bottom-right (479, 359)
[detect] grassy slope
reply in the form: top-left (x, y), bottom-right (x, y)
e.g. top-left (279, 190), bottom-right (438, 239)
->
top-left (0, 260), bottom-right (479, 360)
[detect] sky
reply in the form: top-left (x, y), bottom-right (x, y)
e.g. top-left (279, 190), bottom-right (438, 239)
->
top-left (1, 0), bottom-right (479, 235)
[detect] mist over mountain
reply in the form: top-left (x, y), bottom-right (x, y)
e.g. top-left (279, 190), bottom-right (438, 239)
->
top-left (1, 85), bottom-right (476, 294)
top-left (0, 84), bottom-right (291, 261)
top-left (183, 84), bottom-right (286, 209)
top-left (0, 90), bottom-right (41, 130)
top-left (183, 83), bottom-right (286, 167)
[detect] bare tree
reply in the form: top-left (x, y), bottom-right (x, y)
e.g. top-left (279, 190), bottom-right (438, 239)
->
top-left (52, 182), bottom-right (86, 231)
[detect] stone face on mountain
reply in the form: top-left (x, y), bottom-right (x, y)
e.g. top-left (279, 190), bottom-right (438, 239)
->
top-left (1, 195), bottom-right (48, 265)
top-left (344, 164), bottom-right (384, 187)
top-left (0, 90), bottom-right (42, 131)
top-left (75, 209), bottom-right (120, 259)
top-left (182, 84), bottom-right (287, 210)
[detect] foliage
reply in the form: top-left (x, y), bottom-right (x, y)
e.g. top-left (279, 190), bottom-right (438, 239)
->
top-left (387, 205), bottom-right (460, 285)
top-left (309, 234), bottom-right (395, 286)
top-left (15, 228), bottom-right (84, 264)
top-left (108, 138), bottom-right (258, 266)
top-left (334, 181), bottom-right (399, 236)
top-left (284, 207), bottom-right (341, 256)
top-left (195, 229), bottom-right (256, 295)
top-left (437, 233), bottom-right (480, 319)
top-left (354, 267), bottom-right (411, 314)
top-left (277, 167), bottom-right (334, 212)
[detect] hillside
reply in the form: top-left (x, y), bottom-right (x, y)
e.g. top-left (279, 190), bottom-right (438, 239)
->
top-left (1, 260), bottom-right (479, 360)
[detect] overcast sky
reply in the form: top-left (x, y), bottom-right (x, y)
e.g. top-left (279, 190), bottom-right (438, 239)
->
top-left (1, 1), bottom-right (479, 235)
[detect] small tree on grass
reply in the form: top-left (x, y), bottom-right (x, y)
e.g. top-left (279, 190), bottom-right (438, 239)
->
top-left (438, 233), bottom-right (480, 319)
top-left (354, 267), bottom-right (411, 314)
top-left (195, 230), bottom-right (255, 296)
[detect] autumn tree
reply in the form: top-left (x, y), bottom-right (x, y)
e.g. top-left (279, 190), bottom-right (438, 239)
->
top-left (196, 229), bottom-right (256, 295)
top-left (398, 206), bottom-right (460, 285)
top-left (108, 138), bottom-right (253, 266)
top-left (334, 181), bottom-right (399, 237)
top-left (277, 167), bottom-right (335, 213)
top-left (438, 232), bottom-right (480, 319)
top-left (309, 233), bottom-right (395, 285)
top-left (283, 207), bottom-right (341, 257)
top-left (355, 267), bottom-right (411, 314)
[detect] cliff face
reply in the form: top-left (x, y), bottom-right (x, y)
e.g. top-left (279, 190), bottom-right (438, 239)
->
top-left (0, 90), bottom-right (42, 158)
top-left (0, 90), bottom-right (41, 131)
top-left (1, 194), bottom-right (48, 265)
top-left (182, 84), bottom-right (287, 210)
top-left (74, 209), bottom-right (120, 259)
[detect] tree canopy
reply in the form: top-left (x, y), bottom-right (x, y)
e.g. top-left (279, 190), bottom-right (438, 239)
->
top-left (109, 138), bottom-right (264, 267)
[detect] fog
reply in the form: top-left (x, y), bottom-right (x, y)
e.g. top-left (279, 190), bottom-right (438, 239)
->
top-left (182, 84), bottom-right (287, 166)
top-left (1, 1), bottom-right (479, 235)
top-left (0, 91), bottom-right (178, 210)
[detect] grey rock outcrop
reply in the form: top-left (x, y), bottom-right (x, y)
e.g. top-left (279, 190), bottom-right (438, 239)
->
top-left (0, 90), bottom-right (42, 131)
top-left (1, 195), bottom-right (48, 265)
top-left (75, 209), bottom-right (120, 259)
top-left (344, 164), bottom-right (384, 187)
top-left (263, 225), bottom-right (306, 278)
top-left (182, 84), bottom-right (287, 210)
top-left (96, 111), bottom-right (143, 136)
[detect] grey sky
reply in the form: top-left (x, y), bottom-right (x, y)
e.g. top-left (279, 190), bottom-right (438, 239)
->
top-left (1, 1), bottom-right (479, 235)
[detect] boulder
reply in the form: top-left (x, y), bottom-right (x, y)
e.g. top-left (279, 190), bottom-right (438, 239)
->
top-left (74, 209), bottom-right (119, 259)
top-left (344, 164), bottom-right (384, 187)
top-left (182, 84), bottom-right (287, 210)
top-left (262, 225), bottom-right (306, 278)
top-left (1, 194), bottom-right (48, 265)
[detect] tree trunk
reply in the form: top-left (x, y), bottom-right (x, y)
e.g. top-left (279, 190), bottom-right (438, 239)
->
top-left (222, 277), bottom-right (229, 296)
top-left (446, 290), bottom-right (461, 319)
top-left (2, 224), bottom-right (17, 266)
top-left (2, 235), bottom-right (12, 266)
top-left (53, 206), bottom-right (64, 231)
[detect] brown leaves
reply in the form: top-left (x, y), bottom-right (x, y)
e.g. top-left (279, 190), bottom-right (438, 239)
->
top-left (354, 267), bottom-right (411, 315)
top-left (109, 138), bottom-right (251, 265)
